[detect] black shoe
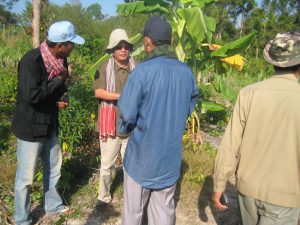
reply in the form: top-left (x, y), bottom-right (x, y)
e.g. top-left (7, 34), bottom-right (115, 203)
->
top-left (95, 200), bottom-right (112, 210)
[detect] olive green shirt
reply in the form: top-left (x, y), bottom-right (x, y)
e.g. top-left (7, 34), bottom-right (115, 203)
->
top-left (213, 71), bottom-right (300, 208)
top-left (93, 59), bottom-right (132, 133)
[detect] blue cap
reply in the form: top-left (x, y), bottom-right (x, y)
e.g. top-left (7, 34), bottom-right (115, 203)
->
top-left (47, 21), bottom-right (85, 45)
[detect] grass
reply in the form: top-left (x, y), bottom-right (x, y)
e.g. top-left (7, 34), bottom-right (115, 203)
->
top-left (0, 114), bottom-right (219, 223)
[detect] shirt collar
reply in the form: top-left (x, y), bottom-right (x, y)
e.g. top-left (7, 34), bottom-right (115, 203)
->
top-left (273, 70), bottom-right (298, 82)
top-left (112, 57), bottom-right (131, 72)
top-left (143, 44), bottom-right (177, 62)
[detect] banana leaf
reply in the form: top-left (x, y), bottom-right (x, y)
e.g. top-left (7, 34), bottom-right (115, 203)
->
top-left (117, 1), bottom-right (169, 16)
top-left (211, 32), bottom-right (255, 58)
top-left (201, 101), bottom-right (225, 112)
top-left (177, 8), bottom-right (216, 44)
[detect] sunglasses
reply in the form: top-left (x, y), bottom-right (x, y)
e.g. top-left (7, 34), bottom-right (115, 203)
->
top-left (114, 44), bottom-right (132, 51)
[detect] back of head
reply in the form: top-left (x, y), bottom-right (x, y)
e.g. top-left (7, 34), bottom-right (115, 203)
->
top-left (143, 16), bottom-right (172, 46)
top-left (263, 31), bottom-right (300, 71)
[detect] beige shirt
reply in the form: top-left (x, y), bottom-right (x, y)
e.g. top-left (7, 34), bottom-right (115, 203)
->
top-left (213, 71), bottom-right (300, 208)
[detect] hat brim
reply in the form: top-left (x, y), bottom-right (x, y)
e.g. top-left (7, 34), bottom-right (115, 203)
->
top-left (70, 35), bottom-right (85, 45)
top-left (106, 40), bottom-right (133, 51)
top-left (263, 42), bottom-right (300, 68)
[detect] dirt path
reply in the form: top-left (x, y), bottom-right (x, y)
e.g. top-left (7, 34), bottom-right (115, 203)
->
top-left (34, 134), bottom-right (241, 225)
top-left (55, 184), bottom-right (240, 225)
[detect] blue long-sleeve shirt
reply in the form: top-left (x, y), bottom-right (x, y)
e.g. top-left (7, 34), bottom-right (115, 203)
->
top-left (118, 54), bottom-right (199, 189)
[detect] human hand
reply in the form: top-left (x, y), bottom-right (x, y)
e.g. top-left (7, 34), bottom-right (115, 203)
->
top-left (58, 70), bottom-right (69, 80)
top-left (56, 101), bottom-right (69, 109)
top-left (212, 192), bottom-right (229, 211)
top-left (68, 64), bottom-right (73, 77)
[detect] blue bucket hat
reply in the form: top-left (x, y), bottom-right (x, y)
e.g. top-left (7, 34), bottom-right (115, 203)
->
top-left (47, 21), bottom-right (85, 45)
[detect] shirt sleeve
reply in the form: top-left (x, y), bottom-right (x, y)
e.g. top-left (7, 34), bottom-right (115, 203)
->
top-left (93, 63), bottom-right (106, 90)
top-left (213, 91), bottom-right (247, 192)
top-left (117, 69), bottom-right (142, 135)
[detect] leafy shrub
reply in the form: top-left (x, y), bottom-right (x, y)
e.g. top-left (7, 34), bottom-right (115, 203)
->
top-left (58, 79), bottom-right (99, 191)
top-left (59, 80), bottom-right (96, 153)
top-left (243, 57), bottom-right (274, 78)
top-left (0, 67), bottom-right (17, 104)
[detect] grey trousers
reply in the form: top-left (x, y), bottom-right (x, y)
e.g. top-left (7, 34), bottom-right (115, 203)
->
top-left (122, 171), bottom-right (176, 225)
top-left (238, 192), bottom-right (300, 225)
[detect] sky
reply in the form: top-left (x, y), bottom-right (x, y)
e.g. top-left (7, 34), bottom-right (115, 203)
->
top-left (11, 0), bottom-right (124, 16)
top-left (11, 0), bottom-right (264, 17)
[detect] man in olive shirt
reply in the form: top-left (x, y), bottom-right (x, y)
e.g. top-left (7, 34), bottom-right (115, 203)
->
top-left (212, 32), bottom-right (300, 225)
top-left (93, 29), bottom-right (135, 208)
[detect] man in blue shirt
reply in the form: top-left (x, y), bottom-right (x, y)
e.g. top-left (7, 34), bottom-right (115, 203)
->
top-left (118, 16), bottom-right (199, 225)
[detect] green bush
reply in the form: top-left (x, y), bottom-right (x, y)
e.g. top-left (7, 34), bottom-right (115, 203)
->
top-left (59, 80), bottom-right (96, 153)
top-left (58, 79), bottom-right (99, 191)
top-left (0, 67), bottom-right (17, 104)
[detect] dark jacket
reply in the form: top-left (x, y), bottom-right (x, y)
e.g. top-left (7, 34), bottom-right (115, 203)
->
top-left (11, 48), bottom-right (67, 142)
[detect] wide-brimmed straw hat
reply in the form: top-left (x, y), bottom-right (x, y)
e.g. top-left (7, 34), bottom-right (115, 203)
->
top-left (106, 29), bottom-right (133, 51)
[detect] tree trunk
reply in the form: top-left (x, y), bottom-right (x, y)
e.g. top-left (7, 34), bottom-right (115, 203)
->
top-left (32, 0), bottom-right (41, 48)
top-left (239, 8), bottom-right (245, 37)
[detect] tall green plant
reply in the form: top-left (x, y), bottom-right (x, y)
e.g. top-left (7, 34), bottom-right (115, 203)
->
top-left (116, 0), bottom-right (255, 74)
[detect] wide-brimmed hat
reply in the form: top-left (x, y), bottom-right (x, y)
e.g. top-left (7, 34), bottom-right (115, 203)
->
top-left (47, 21), bottom-right (85, 45)
top-left (143, 16), bottom-right (172, 41)
top-left (263, 31), bottom-right (300, 67)
top-left (106, 29), bottom-right (132, 51)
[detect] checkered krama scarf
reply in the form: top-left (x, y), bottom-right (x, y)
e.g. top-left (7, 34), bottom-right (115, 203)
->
top-left (40, 41), bottom-right (66, 80)
top-left (99, 57), bottom-right (135, 139)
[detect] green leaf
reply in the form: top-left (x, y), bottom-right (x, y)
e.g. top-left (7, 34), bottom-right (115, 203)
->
top-left (35, 171), bottom-right (43, 182)
top-left (88, 53), bottom-right (110, 80)
top-left (180, 0), bottom-right (218, 8)
top-left (178, 8), bottom-right (216, 44)
top-left (202, 101), bottom-right (224, 112)
top-left (130, 33), bottom-right (143, 45)
top-left (211, 32), bottom-right (256, 58)
top-left (117, 1), bottom-right (169, 16)
top-left (191, 0), bottom-right (218, 7)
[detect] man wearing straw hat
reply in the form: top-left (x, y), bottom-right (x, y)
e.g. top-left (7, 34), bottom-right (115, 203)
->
top-left (212, 31), bottom-right (300, 225)
top-left (93, 28), bottom-right (135, 209)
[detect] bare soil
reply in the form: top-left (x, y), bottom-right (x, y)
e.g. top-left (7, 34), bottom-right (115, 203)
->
top-left (32, 133), bottom-right (241, 225)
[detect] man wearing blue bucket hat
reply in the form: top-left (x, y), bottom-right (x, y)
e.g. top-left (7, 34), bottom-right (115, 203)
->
top-left (12, 20), bottom-right (84, 225)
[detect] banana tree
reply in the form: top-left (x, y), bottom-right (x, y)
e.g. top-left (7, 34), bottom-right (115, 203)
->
top-left (91, 0), bottom-right (255, 144)
top-left (116, 0), bottom-right (254, 71)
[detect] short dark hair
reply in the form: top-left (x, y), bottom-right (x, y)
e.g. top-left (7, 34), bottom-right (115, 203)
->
top-left (46, 39), bottom-right (71, 48)
top-left (46, 39), bottom-right (57, 48)
top-left (274, 64), bottom-right (300, 72)
top-left (151, 39), bottom-right (171, 46)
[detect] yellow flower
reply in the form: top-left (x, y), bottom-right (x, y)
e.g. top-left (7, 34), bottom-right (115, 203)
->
top-left (91, 113), bottom-right (96, 119)
top-left (62, 142), bottom-right (68, 152)
top-left (206, 44), bottom-right (246, 71)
